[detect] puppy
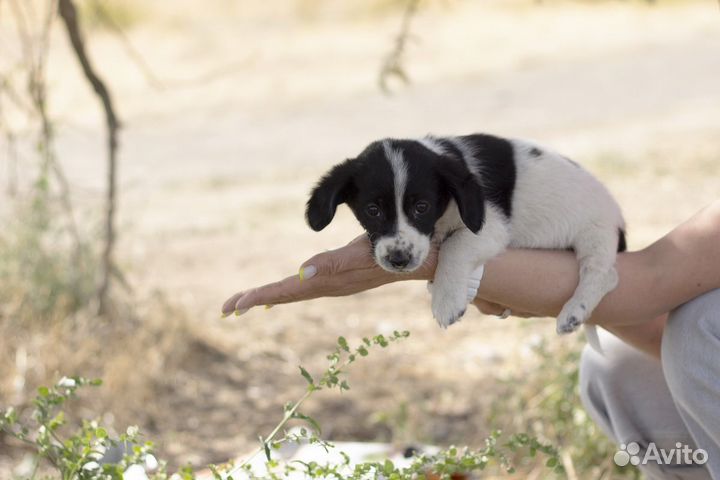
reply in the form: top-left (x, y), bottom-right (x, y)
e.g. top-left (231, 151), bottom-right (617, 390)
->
top-left (306, 134), bottom-right (625, 334)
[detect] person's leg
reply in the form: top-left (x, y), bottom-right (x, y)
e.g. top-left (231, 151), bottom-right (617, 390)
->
top-left (663, 288), bottom-right (720, 479)
top-left (580, 329), bottom-right (710, 479)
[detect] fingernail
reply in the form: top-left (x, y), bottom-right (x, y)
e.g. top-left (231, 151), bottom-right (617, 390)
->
top-left (234, 308), bottom-right (249, 316)
top-left (220, 311), bottom-right (230, 318)
top-left (298, 265), bottom-right (317, 281)
top-left (264, 304), bottom-right (273, 310)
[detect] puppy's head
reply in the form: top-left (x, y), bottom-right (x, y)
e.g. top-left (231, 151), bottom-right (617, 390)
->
top-left (306, 139), bottom-right (484, 273)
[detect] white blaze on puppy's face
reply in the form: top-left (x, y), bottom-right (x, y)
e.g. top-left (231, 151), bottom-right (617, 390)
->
top-left (373, 141), bottom-right (431, 273)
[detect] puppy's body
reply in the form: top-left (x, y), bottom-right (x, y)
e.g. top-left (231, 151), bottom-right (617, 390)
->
top-left (307, 133), bottom-right (625, 334)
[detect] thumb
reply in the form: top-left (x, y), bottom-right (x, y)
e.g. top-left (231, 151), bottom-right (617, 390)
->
top-left (299, 237), bottom-right (376, 280)
top-left (298, 251), bottom-right (335, 280)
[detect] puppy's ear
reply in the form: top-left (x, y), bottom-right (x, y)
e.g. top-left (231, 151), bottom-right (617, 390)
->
top-left (306, 159), bottom-right (357, 231)
top-left (437, 160), bottom-right (485, 233)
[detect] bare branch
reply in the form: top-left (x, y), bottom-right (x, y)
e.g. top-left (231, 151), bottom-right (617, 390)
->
top-left (57, 0), bottom-right (121, 316)
top-left (88, 0), bottom-right (164, 90)
top-left (0, 113), bottom-right (19, 198)
top-left (378, 0), bottom-right (421, 94)
top-left (86, 0), bottom-right (255, 91)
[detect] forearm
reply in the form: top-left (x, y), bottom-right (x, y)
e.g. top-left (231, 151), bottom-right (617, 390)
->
top-left (223, 202), bottom-right (720, 360)
top-left (478, 201), bottom-right (720, 327)
top-left (477, 248), bottom-right (660, 328)
top-left (603, 315), bottom-right (667, 358)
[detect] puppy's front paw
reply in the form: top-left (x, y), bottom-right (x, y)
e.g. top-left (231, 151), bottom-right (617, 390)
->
top-left (431, 282), bottom-right (469, 329)
top-left (556, 302), bottom-right (590, 335)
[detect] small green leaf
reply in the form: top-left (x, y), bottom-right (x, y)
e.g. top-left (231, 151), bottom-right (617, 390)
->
top-left (383, 459), bottom-right (395, 475)
top-left (337, 337), bottom-right (349, 352)
top-left (357, 346), bottom-right (368, 357)
top-left (292, 412), bottom-right (322, 435)
top-left (299, 366), bottom-right (314, 385)
top-left (48, 412), bottom-right (65, 430)
top-left (38, 386), bottom-right (49, 397)
top-left (261, 437), bottom-right (271, 461)
top-left (4, 407), bottom-right (17, 424)
top-left (209, 465), bottom-right (223, 480)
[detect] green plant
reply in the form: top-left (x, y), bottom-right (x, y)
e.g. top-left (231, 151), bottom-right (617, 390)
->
top-left (0, 377), bottom-right (168, 480)
top-left (0, 167), bottom-right (98, 322)
top-left (488, 336), bottom-right (640, 479)
top-left (1, 332), bottom-right (565, 479)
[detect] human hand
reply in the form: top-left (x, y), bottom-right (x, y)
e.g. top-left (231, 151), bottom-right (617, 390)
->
top-left (220, 235), bottom-right (437, 316)
top-left (471, 298), bottom-right (535, 318)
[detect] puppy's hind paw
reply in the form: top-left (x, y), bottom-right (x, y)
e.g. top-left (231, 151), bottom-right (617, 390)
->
top-left (556, 315), bottom-right (582, 335)
top-left (556, 304), bottom-right (588, 335)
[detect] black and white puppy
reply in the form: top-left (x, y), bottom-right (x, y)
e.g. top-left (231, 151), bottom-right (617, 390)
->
top-left (306, 134), bottom-right (626, 334)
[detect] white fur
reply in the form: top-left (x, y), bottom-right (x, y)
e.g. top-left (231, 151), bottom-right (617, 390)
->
top-left (430, 202), bottom-right (511, 326)
top-left (373, 141), bottom-right (431, 272)
top-left (428, 138), bottom-right (624, 335)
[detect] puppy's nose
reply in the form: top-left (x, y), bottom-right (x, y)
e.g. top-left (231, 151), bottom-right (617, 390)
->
top-left (386, 250), bottom-right (411, 269)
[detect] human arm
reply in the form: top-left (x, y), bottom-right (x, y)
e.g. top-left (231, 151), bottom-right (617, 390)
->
top-left (476, 200), bottom-right (720, 328)
top-left (221, 201), bottom-right (720, 358)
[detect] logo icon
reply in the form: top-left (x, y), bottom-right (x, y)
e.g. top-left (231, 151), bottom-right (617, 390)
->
top-left (614, 442), bottom-right (641, 466)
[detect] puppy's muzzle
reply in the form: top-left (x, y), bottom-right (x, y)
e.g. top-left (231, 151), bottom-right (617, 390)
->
top-left (385, 249), bottom-right (411, 270)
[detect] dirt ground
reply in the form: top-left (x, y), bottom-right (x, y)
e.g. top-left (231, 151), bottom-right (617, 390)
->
top-left (1, 0), bottom-right (719, 475)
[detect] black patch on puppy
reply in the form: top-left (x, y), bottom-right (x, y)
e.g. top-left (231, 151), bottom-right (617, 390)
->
top-left (386, 139), bottom-right (486, 234)
top-left (306, 159), bottom-right (358, 231)
top-left (529, 147), bottom-right (542, 157)
top-left (386, 140), bottom-right (451, 235)
top-left (617, 228), bottom-right (627, 253)
top-left (433, 137), bottom-right (465, 162)
top-left (343, 142), bottom-right (399, 246)
top-left (460, 134), bottom-right (516, 218)
top-left (307, 134), bottom-right (514, 249)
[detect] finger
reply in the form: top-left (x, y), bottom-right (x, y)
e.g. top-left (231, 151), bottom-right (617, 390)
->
top-left (234, 272), bottom-right (331, 311)
top-left (472, 299), bottom-right (506, 316)
top-left (221, 291), bottom-right (246, 315)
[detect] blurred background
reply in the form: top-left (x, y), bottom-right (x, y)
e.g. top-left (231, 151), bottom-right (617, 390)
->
top-left (1, 0), bottom-right (718, 477)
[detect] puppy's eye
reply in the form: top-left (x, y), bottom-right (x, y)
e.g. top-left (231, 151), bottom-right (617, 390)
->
top-left (365, 204), bottom-right (381, 217)
top-left (414, 201), bottom-right (429, 215)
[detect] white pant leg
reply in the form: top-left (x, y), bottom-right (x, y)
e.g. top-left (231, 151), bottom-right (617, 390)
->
top-left (580, 328), bottom-right (711, 479)
top-left (663, 288), bottom-right (720, 479)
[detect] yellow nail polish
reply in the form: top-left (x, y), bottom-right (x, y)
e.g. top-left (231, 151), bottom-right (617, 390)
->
top-left (220, 312), bottom-right (229, 319)
top-left (264, 304), bottom-right (273, 310)
top-left (298, 267), bottom-right (305, 281)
